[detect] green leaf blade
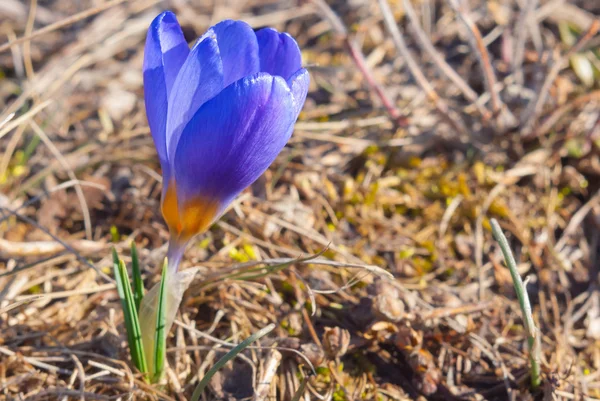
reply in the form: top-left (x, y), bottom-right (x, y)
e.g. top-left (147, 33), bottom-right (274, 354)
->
top-left (130, 241), bottom-right (144, 312)
top-left (112, 249), bottom-right (148, 378)
top-left (190, 323), bottom-right (276, 401)
top-left (490, 219), bottom-right (541, 389)
top-left (153, 259), bottom-right (168, 382)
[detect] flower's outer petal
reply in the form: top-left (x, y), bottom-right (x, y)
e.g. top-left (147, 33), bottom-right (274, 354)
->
top-left (143, 11), bottom-right (189, 174)
top-left (256, 28), bottom-right (302, 80)
top-left (166, 31), bottom-right (223, 161)
top-left (174, 73), bottom-right (296, 216)
top-left (287, 68), bottom-right (310, 117)
top-left (212, 20), bottom-right (260, 87)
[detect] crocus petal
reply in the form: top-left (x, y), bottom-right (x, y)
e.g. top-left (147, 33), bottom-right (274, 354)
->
top-left (212, 20), bottom-right (260, 87)
top-left (143, 11), bottom-right (189, 173)
top-left (173, 73), bottom-right (296, 234)
top-left (166, 31), bottom-right (224, 160)
top-left (256, 28), bottom-right (302, 80)
top-left (287, 68), bottom-right (310, 117)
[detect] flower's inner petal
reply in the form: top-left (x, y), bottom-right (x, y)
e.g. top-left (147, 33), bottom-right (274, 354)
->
top-left (143, 11), bottom-right (189, 174)
top-left (256, 28), bottom-right (302, 80)
top-left (287, 68), bottom-right (310, 117)
top-left (173, 73), bottom-right (296, 214)
top-left (165, 31), bottom-right (224, 162)
top-left (211, 20), bottom-right (260, 87)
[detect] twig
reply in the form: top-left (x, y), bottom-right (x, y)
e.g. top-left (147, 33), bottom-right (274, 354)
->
top-left (23, 0), bottom-right (37, 81)
top-left (29, 121), bottom-right (93, 240)
top-left (555, 189), bottom-right (600, 251)
top-left (88, 360), bottom-right (126, 378)
top-left (14, 283), bottom-right (115, 302)
top-left (439, 195), bottom-right (463, 240)
top-left (447, 0), bottom-right (503, 115)
top-left (490, 219), bottom-right (541, 389)
top-left (0, 237), bottom-right (105, 257)
top-left (420, 301), bottom-right (493, 320)
top-left (533, 89), bottom-right (600, 139)
top-left (377, 0), bottom-right (469, 136)
top-left (26, 388), bottom-right (110, 400)
top-left (401, 0), bottom-right (490, 119)
top-left (202, 255), bottom-right (393, 284)
top-left (0, 346), bottom-right (72, 375)
top-left (253, 349), bottom-right (282, 401)
top-left (0, 0), bottom-right (128, 53)
top-left (290, 376), bottom-right (309, 401)
top-left (512, 0), bottom-right (539, 84)
top-left (170, 323), bottom-right (316, 376)
top-left (69, 353), bottom-right (86, 400)
top-left (0, 206), bottom-right (112, 282)
top-left (0, 179), bottom-right (105, 226)
top-left (310, 0), bottom-right (408, 127)
top-left (189, 324), bottom-right (276, 401)
top-left (476, 183), bottom-right (506, 300)
top-left (0, 99), bottom-right (52, 140)
top-left (522, 20), bottom-right (600, 135)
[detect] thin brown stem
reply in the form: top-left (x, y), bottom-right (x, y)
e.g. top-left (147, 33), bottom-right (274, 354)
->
top-left (528, 89), bottom-right (600, 140)
top-left (311, 0), bottom-right (408, 127)
top-left (512, 0), bottom-right (539, 84)
top-left (378, 0), bottom-right (468, 136)
top-left (447, 0), bottom-right (503, 114)
top-left (0, 0), bottom-right (127, 53)
top-left (522, 20), bottom-right (600, 136)
top-left (402, 0), bottom-right (490, 119)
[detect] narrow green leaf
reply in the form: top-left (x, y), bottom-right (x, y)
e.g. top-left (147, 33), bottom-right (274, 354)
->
top-left (112, 248), bottom-right (148, 377)
top-left (190, 323), bottom-right (276, 401)
top-left (231, 261), bottom-right (295, 281)
top-left (490, 219), bottom-right (541, 389)
top-left (112, 249), bottom-right (129, 319)
top-left (118, 260), bottom-right (148, 376)
top-left (153, 259), bottom-right (168, 382)
top-left (130, 242), bottom-right (144, 312)
top-left (223, 253), bottom-right (325, 282)
top-left (111, 248), bottom-right (121, 283)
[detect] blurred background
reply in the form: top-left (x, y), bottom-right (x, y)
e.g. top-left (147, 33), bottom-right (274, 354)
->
top-left (1, 0), bottom-right (600, 399)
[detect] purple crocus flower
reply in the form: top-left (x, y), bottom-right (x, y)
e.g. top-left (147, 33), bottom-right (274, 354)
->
top-left (143, 12), bottom-right (309, 269)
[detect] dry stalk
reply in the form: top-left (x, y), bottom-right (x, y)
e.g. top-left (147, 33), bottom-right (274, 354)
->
top-left (512, 0), bottom-right (539, 83)
top-left (534, 89), bottom-right (600, 138)
top-left (0, 206), bottom-right (112, 282)
top-left (401, 0), bottom-right (490, 119)
top-left (0, 237), bottom-right (105, 257)
top-left (447, 0), bottom-right (503, 115)
top-left (0, 99), bottom-right (52, 140)
top-left (310, 0), bottom-right (408, 127)
top-left (522, 20), bottom-right (600, 136)
top-left (23, 0), bottom-right (37, 81)
top-left (253, 349), bottom-right (282, 401)
top-left (29, 121), bottom-right (93, 240)
top-left (377, 0), bottom-right (469, 136)
top-left (0, 0), bottom-right (128, 53)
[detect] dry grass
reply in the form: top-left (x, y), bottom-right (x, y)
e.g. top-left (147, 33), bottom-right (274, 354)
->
top-left (1, 0), bottom-right (600, 399)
